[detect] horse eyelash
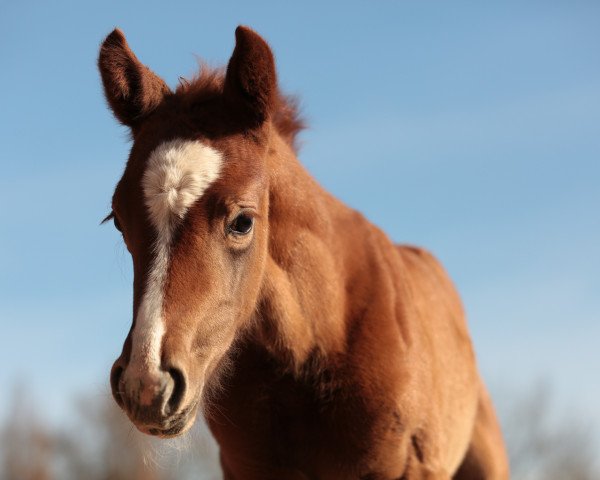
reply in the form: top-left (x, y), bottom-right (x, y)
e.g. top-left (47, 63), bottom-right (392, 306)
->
top-left (101, 212), bottom-right (115, 225)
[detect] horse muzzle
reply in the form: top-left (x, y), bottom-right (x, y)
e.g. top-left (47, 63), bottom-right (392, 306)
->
top-left (110, 357), bottom-right (197, 437)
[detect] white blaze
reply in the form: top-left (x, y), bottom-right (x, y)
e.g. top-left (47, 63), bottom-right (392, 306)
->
top-left (128, 139), bottom-right (223, 377)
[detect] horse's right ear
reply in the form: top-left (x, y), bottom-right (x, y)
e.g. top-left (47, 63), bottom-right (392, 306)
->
top-left (98, 29), bottom-right (171, 129)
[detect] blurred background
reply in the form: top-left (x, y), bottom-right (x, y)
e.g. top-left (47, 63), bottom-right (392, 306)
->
top-left (1, 1), bottom-right (598, 478)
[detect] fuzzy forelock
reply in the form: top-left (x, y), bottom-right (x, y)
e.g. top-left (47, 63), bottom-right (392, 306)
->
top-left (176, 65), bottom-right (305, 152)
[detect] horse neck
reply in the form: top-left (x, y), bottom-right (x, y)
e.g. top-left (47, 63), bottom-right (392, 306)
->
top-left (253, 131), bottom-right (371, 372)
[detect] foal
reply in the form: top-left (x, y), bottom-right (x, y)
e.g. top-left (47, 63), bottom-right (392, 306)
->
top-left (99, 26), bottom-right (508, 479)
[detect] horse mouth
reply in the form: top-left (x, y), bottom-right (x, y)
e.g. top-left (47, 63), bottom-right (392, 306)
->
top-left (144, 422), bottom-right (189, 438)
top-left (134, 401), bottom-right (199, 438)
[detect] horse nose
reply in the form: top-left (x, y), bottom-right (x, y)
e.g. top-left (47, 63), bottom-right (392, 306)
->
top-left (110, 356), bottom-right (127, 409)
top-left (165, 365), bottom-right (186, 414)
top-left (110, 357), bottom-right (187, 421)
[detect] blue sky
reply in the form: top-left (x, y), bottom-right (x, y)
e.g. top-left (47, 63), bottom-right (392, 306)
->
top-left (1, 0), bottom-right (598, 439)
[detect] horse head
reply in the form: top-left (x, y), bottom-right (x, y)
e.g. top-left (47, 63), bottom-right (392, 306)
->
top-left (99, 26), bottom-right (280, 437)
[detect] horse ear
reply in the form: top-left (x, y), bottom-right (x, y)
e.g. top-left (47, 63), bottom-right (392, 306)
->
top-left (224, 26), bottom-right (277, 125)
top-left (98, 29), bottom-right (171, 129)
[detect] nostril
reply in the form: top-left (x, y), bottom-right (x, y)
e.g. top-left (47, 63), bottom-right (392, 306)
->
top-left (166, 367), bottom-right (186, 414)
top-left (110, 364), bottom-right (125, 409)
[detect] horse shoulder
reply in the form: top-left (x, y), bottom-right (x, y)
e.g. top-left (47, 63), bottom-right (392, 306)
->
top-left (394, 245), bottom-right (469, 337)
top-left (391, 244), bottom-right (481, 472)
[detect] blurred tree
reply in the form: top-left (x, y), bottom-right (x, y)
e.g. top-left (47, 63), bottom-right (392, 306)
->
top-left (0, 385), bottom-right (54, 480)
top-left (0, 386), bottom-right (219, 480)
top-left (502, 383), bottom-right (599, 480)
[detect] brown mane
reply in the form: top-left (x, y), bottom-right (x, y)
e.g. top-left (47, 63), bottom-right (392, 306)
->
top-left (175, 65), bottom-right (305, 152)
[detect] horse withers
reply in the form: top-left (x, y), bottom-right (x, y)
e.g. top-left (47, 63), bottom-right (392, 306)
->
top-left (98, 26), bottom-right (509, 479)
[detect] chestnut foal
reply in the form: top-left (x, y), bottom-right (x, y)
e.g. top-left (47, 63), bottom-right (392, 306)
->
top-left (99, 26), bottom-right (508, 480)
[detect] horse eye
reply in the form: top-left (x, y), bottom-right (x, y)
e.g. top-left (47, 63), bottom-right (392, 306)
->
top-left (229, 213), bottom-right (253, 236)
top-left (113, 216), bottom-right (122, 232)
top-left (101, 212), bottom-right (123, 233)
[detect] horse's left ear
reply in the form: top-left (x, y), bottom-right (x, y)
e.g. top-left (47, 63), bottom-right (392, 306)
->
top-left (224, 26), bottom-right (277, 125)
